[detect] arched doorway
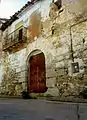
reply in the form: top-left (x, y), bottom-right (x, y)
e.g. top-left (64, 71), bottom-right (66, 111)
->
top-left (28, 50), bottom-right (47, 93)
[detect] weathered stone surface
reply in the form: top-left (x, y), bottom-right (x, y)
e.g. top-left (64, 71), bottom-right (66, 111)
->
top-left (45, 87), bottom-right (59, 97)
top-left (15, 84), bottom-right (23, 95)
top-left (46, 77), bottom-right (56, 88)
top-left (46, 69), bottom-right (56, 78)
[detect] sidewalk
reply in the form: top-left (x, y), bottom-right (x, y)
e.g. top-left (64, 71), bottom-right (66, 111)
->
top-left (0, 95), bottom-right (87, 104)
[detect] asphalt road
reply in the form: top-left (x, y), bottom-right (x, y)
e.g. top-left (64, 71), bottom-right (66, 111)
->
top-left (0, 99), bottom-right (86, 120)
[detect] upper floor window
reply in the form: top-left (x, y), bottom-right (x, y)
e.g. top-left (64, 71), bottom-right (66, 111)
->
top-left (52, 0), bottom-right (62, 9)
top-left (19, 28), bottom-right (23, 40)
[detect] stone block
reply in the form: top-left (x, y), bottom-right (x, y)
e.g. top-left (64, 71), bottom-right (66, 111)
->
top-left (56, 68), bottom-right (65, 76)
top-left (83, 75), bottom-right (87, 84)
top-left (55, 55), bottom-right (64, 62)
top-left (84, 75), bottom-right (87, 79)
top-left (45, 87), bottom-right (59, 97)
top-left (46, 69), bottom-right (56, 78)
top-left (56, 61), bottom-right (64, 68)
top-left (20, 71), bottom-right (26, 78)
top-left (22, 82), bottom-right (27, 90)
top-left (46, 77), bottom-right (56, 88)
top-left (18, 77), bottom-right (26, 83)
top-left (16, 67), bottom-right (21, 73)
top-left (21, 65), bottom-right (27, 71)
top-left (15, 84), bottom-right (23, 95)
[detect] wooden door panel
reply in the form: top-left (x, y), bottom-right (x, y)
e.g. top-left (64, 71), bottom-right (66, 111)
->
top-left (29, 52), bottom-right (46, 93)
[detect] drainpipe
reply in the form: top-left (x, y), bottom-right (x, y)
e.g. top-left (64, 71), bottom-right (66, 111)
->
top-left (70, 26), bottom-right (74, 62)
top-left (70, 18), bottom-right (87, 62)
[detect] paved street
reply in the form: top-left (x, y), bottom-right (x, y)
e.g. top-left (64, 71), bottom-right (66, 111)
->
top-left (0, 99), bottom-right (86, 120)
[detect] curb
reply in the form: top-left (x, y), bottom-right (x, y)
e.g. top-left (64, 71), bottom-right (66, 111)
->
top-left (0, 96), bottom-right (87, 105)
top-left (43, 98), bottom-right (87, 105)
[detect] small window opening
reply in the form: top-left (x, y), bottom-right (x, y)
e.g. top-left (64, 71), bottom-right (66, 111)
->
top-left (52, 0), bottom-right (62, 9)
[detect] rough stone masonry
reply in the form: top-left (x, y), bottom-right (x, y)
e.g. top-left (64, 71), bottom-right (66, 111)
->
top-left (0, 0), bottom-right (87, 100)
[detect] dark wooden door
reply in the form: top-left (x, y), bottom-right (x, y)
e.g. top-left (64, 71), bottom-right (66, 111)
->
top-left (29, 52), bottom-right (46, 93)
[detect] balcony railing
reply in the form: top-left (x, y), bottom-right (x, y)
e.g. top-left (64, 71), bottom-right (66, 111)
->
top-left (3, 26), bottom-right (27, 50)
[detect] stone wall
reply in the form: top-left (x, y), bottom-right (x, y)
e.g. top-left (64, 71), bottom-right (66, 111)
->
top-left (0, 49), bottom-right (27, 96)
top-left (1, 0), bottom-right (87, 99)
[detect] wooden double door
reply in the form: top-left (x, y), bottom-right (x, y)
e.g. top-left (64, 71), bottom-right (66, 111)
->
top-left (28, 52), bottom-right (46, 93)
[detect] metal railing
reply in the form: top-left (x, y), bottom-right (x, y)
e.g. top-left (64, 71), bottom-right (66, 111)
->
top-left (3, 26), bottom-right (27, 50)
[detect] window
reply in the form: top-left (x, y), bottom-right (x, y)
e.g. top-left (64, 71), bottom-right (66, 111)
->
top-left (19, 28), bottom-right (23, 40)
top-left (53, 0), bottom-right (62, 9)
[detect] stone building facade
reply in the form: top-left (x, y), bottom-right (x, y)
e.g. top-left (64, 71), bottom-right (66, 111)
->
top-left (0, 0), bottom-right (87, 98)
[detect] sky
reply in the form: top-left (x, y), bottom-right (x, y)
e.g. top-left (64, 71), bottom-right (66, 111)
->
top-left (0, 0), bottom-right (30, 18)
top-left (0, 0), bottom-right (87, 19)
